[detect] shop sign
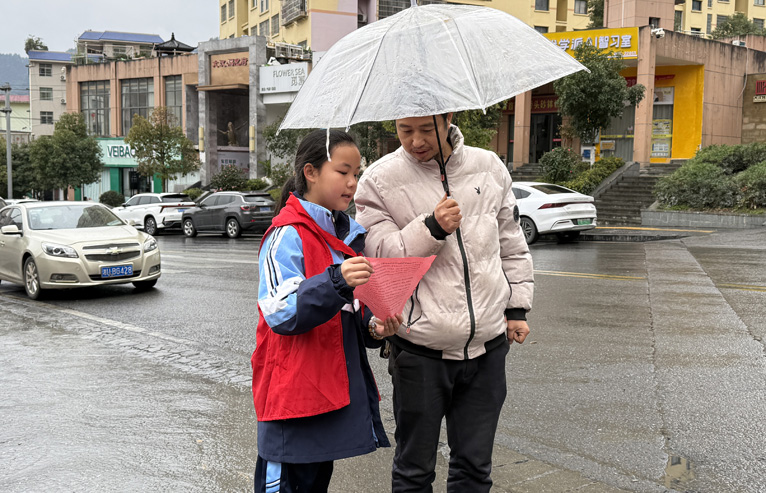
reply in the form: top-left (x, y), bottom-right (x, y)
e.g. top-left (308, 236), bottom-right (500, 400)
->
top-left (754, 94), bottom-right (766, 103)
top-left (544, 27), bottom-right (639, 60)
top-left (259, 62), bottom-right (309, 94)
top-left (218, 150), bottom-right (249, 173)
top-left (98, 138), bottom-right (138, 167)
top-left (600, 140), bottom-right (615, 151)
top-left (654, 87), bottom-right (674, 105)
top-left (532, 95), bottom-right (559, 113)
top-left (756, 80), bottom-right (766, 95)
top-left (651, 119), bottom-right (672, 158)
top-left (212, 56), bottom-right (248, 68)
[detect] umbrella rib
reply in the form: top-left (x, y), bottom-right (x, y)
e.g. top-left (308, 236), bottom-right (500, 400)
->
top-left (419, 8), bottom-right (483, 111)
top-left (344, 13), bottom-right (412, 129)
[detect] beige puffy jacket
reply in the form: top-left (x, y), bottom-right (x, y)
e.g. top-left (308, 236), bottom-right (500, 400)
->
top-left (354, 126), bottom-right (534, 360)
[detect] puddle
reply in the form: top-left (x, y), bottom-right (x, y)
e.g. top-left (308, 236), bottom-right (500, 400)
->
top-left (664, 455), bottom-right (696, 490)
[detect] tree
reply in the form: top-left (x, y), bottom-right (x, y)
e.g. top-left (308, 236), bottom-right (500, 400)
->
top-left (0, 140), bottom-right (41, 199)
top-left (587, 0), bottom-right (604, 29)
top-left (124, 107), bottom-right (201, 192)
top-left (711, 12), bottom-right (764, 39)
top-left (451, 104), bottom-right (504, 150)
top-left (554, 44), bottom-right (645, 145)
top-left (24, 35), bottom-right (48, 53)
top-left (29, 113), bottom-right (103, 195)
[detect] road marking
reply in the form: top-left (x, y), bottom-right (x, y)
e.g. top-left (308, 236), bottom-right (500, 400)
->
top-left (718, 283), bottom-right (766, 293)
top-left (595, 226), bottom-right (715, 233)
top-left (161, 254), bottom-right (258, 265)
top-left (535, 269), bottom-right (646, 281)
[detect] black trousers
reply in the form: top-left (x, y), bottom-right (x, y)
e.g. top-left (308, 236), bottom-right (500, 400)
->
top-left (254, 456), bottom-right (333, 493)
top-left (388, 340), bottom-right (510, 493)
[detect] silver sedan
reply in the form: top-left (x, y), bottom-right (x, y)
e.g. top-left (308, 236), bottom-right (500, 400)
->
top-left (0, 201), bottom-right (161, 299)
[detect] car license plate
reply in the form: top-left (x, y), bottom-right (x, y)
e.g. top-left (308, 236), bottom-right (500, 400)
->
top-left (101, 265), bottom-right (133, 278)
top-left (177, 208), bottom-right (186, 213)
top-left (260, 206), bottom-right (271, 212)
top-left (576, 218), bottom-right (592, 225)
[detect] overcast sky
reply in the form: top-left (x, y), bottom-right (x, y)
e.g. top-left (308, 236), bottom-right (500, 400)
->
top-left (1, 0), bottom-right (220, 56)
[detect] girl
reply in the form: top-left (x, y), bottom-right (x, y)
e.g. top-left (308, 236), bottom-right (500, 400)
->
top-left (251, 129), bottom-right (402, 493)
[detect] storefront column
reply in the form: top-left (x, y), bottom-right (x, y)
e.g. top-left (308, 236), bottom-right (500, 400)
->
top-left (512, 91), bottom-right (532, 170)
top-left (634, 28), bottom-right (656, 168)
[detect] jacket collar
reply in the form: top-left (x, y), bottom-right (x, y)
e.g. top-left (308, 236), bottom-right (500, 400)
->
top-left (399, 124), bottom-right (466, 170)
top-left (292, 193), bottom-right (367, 249)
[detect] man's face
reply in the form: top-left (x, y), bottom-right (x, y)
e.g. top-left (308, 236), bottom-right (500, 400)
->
top-left (396, 114), bottom-right (452, 163)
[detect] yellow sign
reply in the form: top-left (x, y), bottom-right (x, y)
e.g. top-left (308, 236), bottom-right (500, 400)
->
top-left (544, 27), bottom-right (639, 60)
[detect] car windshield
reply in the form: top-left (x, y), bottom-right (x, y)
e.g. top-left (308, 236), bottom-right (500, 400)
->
top-left (161, 195), bottom-right (191, 203)
top-left (530, 184), bottom-right (575, 194)
top-left (243, 195), bottom-right (273, 203)
top-left (27, 205), bottom-right (125, 230)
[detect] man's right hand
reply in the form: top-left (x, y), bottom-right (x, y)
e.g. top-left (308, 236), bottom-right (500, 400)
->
top-left (434, 193), bottom-right (462, 234)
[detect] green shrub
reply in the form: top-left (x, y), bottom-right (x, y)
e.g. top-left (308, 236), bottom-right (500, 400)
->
top-left (262, 160), bottom-right (293, 188)
top-left (539, 147), bottom-right (582, 183)
top-left (735, 161), bottom-right (766, 209)
top-left (99, 190), bottom-right (125, 207)
top-left (655, 161), bottom-right (738, 209)
top-left (245, 178), bottom-right (268, 191)
top-left (183, 187), bottom-right (204, 201)
top-left (692, 143), bottom-right (766, 175)
top-left (210, 164), bottom-right (248, 191)
top-left (563, 157), bottom-right (622, 195)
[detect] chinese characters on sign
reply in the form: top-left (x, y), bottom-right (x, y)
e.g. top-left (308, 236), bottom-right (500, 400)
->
top-left (651, 119), bottom-right (672, 158)
top-left (259, 62), bottom-right (309, 94)
top-left (544, 28), bottom-right (639, 60)
top-left (212, 57), bottom-right (248, 68)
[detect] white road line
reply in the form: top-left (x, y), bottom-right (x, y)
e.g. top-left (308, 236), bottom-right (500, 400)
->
top-left (161, 254), bottom-right (258, 265)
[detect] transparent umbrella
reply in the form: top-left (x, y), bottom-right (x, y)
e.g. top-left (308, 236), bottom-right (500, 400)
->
top-left (279, 1), bottom-right (587, 131)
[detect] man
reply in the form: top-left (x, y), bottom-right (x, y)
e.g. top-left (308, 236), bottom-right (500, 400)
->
top-left (354, 113), bottom-right (534, 492)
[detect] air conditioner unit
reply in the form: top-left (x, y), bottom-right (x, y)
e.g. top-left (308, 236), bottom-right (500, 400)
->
top-left (60, 98), bottom-right (66, 104)
top-left (60, 74), bottom-right (66, 81)
top-left (732, 40), bottom-right (746, 47)
top-left (358, 13), bottom-right (367, 23)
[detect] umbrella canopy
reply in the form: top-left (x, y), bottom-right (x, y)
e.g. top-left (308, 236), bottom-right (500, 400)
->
top-left (279, 2), bottom-right (587, 131)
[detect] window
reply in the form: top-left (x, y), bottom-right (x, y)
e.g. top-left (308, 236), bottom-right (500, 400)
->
top-left (574, 0), bottom-right (587, 14)
top-left (535, 0), bottom-right (549, 11)
top-left (534, 25), bottom-right (549, 33)
top-left (261, 0), bottom-right (269, 12)
top-left (649, 17), bottom-right (660, 28)
top-left (755, 18), bottom-right (765, 29)
top-left (9, 209), bottom-right (22, 230)
top-left (271, 14), bottom-right (280, 35)
top-left (121, 77), bottom-right (154, 134)
top-left (228, 0), bottom-right (234, 18)
top-left (708, 0), bottom-right (713, 6)
top-left (692, 0), bottom-right (702, 10)
top-left (717, 14), bottom-right (728, 27)
top-left (165, 75), bottom-right (182, 126)
top-left (690, 27), bottom-right (702, 35)
top-left (707, 14), bottom-right (713, 33)
top-left (259, 20), bottom-right (269, 36)
top-left (40, 111), bottom-right (54, 124)
top-left (675, 10), bottom-right (683, 31)
top-left (221, 4), bottom-right (226, 22)
top-left (80, 81), bottom-right (110, 136)
top-left (757, 0), bottom-right (766, 6)
top-left (39, 87), bottom-right (53, 101)
top-left (39, 63), bottom-right (52, 77)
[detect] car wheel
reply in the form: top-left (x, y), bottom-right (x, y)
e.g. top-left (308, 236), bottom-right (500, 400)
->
top-left (556, 231), bottom-right (581, 243)
top-left (183, 218), bottom-right (197, 237)
top-left (520, 217), bottom-right (539, 245)
top-left (23, 257), bottom-right (43, 300)
top-left (226, 218), bottom-right (242, 238)
top-left (144, 216), bottom-right (158, 236)
top-left (133, 279), bottom-right (157, 290)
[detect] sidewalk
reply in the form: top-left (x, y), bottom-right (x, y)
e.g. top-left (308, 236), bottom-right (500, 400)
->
top-left (580, 225), bottom-right (718, 242)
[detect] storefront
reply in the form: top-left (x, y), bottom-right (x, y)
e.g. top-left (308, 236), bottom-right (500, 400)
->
top-left (80, 138), bottom-right (161, 200)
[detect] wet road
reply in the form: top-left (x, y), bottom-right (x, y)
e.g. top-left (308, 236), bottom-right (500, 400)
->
top-left (1, 228), bottom-right (765, 492)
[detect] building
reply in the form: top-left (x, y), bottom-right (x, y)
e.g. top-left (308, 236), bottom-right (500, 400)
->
top-left (75, 30), bottom-right (165, 61)
top-left (27, 51), bottom-right (75, 138)
top-left (670, 0), bottom-right (760, 36)
top-left (0, 94), bottom-right (32, 145)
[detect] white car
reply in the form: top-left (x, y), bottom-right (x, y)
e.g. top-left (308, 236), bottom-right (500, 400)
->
top-left (0, 201), bottom-right (161, 299)
top-left (512, 182), bottom-right (597, 244)
top-left (112, 193), bottom-right (196, 236)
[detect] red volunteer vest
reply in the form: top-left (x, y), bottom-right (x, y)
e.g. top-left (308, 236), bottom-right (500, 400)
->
top-left (251, 195), bottom-right (360, 421)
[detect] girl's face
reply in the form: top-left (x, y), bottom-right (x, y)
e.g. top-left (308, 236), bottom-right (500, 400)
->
top-left (303, 144), bottom-right (362, 212)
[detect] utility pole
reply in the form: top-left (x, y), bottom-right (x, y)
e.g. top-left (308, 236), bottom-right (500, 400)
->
top-left (0, 83), bottom-right (12, 199)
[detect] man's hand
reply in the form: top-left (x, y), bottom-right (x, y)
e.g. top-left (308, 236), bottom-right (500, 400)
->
top-left (507, 320), bottom-right (530, 345)
top-left (372, 313), bottom-right (404, 338)
top-left (341, 256), bottom-right (373, 287)
top-left (434, 193), bottom-right (462, 234)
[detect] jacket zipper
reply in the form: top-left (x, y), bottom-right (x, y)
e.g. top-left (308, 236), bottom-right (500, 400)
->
top-left (455, 227), bottom-right (476, 359)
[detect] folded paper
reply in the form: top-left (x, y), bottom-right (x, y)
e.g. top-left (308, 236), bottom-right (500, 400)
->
top-left (355, 256), bottom-right (436, 319)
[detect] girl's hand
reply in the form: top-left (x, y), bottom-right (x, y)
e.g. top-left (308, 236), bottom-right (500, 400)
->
top-left (372, 313), bottom-right (404, 338)
top-left (341, 256), bottom-right (373, 287)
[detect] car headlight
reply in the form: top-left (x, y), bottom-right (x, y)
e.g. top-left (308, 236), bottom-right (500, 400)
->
top-left (144, 236), bottom-right (158, 253)
top-left (42, 243), bottom-right (79, 258)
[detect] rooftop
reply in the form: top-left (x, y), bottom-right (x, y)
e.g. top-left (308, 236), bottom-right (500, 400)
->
top-left (0, 95), bottom-right (30, 103)
top-left (78, 30), bottom-right (164, 44)
top-left (27, 50), bottom-right (73, 63)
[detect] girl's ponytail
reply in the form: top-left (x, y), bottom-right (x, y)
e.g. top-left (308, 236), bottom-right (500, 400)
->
top-left (275, 175), bottom-right (296, 214)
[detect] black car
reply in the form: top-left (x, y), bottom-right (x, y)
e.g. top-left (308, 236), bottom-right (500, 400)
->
top-left (181, 191), bottom-right (275, 238)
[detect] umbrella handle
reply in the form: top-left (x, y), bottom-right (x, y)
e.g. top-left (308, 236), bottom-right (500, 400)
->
top-left (433, 115), bottom-right (450, 196)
